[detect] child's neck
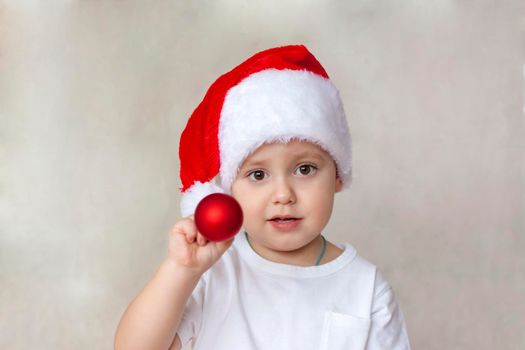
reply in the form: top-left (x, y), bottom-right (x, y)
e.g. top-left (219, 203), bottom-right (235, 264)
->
top-left (245, 233), bottom-right (343, 267)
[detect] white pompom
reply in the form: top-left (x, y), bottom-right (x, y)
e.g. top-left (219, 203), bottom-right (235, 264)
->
top-left (180, 180), bottom-right (226, 217)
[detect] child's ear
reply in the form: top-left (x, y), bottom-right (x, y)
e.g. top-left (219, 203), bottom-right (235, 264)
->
top-left (335, 177), bottom-right (343, 193)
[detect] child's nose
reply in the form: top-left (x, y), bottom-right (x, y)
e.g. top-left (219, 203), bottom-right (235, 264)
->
top-left (271, 178), bottom-right (296, 205)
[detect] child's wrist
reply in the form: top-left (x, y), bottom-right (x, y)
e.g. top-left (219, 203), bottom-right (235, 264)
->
top-left (162, 259), bottom-right (204, 280)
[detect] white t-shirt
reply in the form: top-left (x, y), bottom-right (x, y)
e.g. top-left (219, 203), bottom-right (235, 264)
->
top-left (177, 232), bottom-right (411, 349)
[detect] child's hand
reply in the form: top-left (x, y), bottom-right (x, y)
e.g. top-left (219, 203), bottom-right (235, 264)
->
top-left (167, 215), bottom-right (235, 276)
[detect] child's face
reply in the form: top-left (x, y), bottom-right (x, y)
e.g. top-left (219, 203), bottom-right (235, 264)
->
top-left (231, 139), bottom-right (342, 260)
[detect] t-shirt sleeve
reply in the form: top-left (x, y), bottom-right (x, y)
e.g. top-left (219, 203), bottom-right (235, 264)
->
top-left (366, 270), bottom-right (412, 350)
top-left (176, 273), bottom-right (207, 347)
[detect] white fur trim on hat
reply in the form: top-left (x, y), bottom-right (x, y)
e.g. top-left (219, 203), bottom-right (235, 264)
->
top-left (218, 68), bottom-right (352, 193)
top-left (180, 179), bottom-right (225, 217)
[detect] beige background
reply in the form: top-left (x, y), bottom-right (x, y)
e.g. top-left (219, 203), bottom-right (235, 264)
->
top-left (1, 1), bottom-right (524, 349)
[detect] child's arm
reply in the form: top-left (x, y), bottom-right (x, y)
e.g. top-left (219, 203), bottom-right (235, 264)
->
top-left (114, 215), bottom-right (234, 350)
top-left (114, 260), bottom-right (200, 350)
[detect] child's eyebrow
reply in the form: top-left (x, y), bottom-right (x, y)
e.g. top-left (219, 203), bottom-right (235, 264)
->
top-left (242, 151), bottom-right (325, 169)
top-left (291, 151), bottom-right (325, 161)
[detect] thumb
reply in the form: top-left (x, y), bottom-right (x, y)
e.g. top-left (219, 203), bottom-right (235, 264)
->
top-left (216, 236), bottom-right (235, 254)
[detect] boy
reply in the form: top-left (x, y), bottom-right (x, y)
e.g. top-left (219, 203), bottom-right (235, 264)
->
top-left (115, 45), bottom-right (411, 349)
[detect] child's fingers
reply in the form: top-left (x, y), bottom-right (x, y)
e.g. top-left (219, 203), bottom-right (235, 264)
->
top-left (186, 215), bottom-right (198, 244)
top-left (196, 232), bottom-right (208, 246)
top-left (171, 217), bottom-right (198, 244)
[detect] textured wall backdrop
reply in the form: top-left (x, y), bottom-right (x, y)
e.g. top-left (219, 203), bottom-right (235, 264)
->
top-left (1, 1), bottom-right (524, 349)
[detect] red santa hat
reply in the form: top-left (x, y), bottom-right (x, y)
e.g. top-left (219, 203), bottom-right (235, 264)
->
top-left (178, 44), bottom-right (352, 217)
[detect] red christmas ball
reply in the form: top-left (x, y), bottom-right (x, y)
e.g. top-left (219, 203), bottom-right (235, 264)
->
top-left (194, 193), bottom-right (244, 242)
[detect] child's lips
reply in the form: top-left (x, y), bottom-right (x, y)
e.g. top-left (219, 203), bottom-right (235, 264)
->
top-left (268, 215), bottom-right (301, 221)
top-left (268, 218), bottom-right (302, 231)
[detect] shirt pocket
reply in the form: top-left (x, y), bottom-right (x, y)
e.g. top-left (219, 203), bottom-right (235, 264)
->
top-left (319, 311), bottom-right (371, 350)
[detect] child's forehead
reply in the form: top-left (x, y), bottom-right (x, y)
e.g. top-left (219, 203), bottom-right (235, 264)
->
top-left (244, 139), bottom-right (331, 162)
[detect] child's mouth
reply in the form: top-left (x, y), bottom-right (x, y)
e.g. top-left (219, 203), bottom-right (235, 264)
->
top-left (268, 218), bottom-right (302, 231)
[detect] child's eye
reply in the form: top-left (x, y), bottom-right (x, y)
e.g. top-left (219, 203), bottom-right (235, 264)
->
top-left (248, 170), bottom-right (266, 181)
top-left (295, 164), bottom-right (317, 176)
top-left (247, 164), bottom-right (317, 181)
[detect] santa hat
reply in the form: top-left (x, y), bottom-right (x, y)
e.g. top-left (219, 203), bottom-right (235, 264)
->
top-left (178, 44), bottom-right (352, 217)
